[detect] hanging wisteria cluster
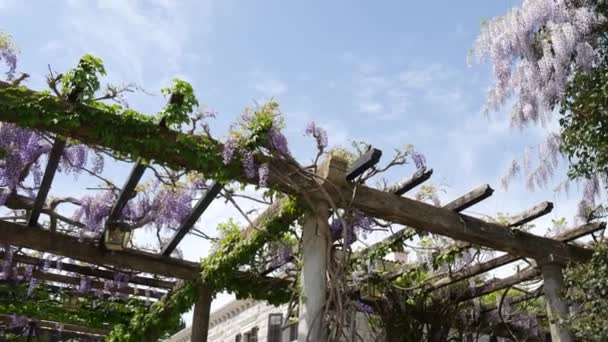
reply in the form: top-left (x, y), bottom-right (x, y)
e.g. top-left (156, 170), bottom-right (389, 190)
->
top-left (471, 0), bottom-right (604, 127)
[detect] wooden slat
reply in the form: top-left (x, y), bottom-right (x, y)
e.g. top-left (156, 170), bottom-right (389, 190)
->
top-left (0, 220), bottom-right (288, 290)
top-left (161, 182), bottom-right (222, 256)
top-left (345, 147), bottom-right (382, 181)
top-left (0, 252), bottom-right (175, 289)
top-left (431, 221), bottom-right (606, 290)
top-left (443, 184), bottom-right (494, 212)
top-left (386, 168), bottom-right (433, 196)
top-left (0, 220), bottom-right (197, 279)
top-left (339, 183), bottom-right (593, 262)
top-left (456, 267), bottom-right (540, 302)
top-left (358, 184), bottom-right (494, 261)
top-left (0, 314), bottom-right (110, 336)
top-left (507, 201), bottom-right (554, 227)
top-left (106, 160), bottom-right (146, 223)
top-left (10, 267), bottom-right (166, 299)
top-left (0, 85), bottom-right (593, 264)
top-left (27, 139), bottom-right (66, 227)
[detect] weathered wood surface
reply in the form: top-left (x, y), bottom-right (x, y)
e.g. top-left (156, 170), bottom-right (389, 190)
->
top-left (191, 285), bottom-right (213, 342)
top-left (359, 184), bottom-right (494, 263)
top-left (162, 181), bottom-right (222, 256)
top-left (431, 222), bottom-right (605, 289)
top-left (337, 184), bottom-right (592, 262)
top-left (0, 251), bottom-right (175, 289)
top-left (28, 138), bottom-right (66, 227)
top-left (0, 314), bottom-right (110, 336)
top-left (386, 168), bottom-right (434, 196)
top-left (0, 84), bottom-right (593, 263)
top-left (11, 267), bottom-right (166, 299)
top-left (345, 147), bottom-right (382, 181)
top-left (0, 220), bottom-right (198, 279)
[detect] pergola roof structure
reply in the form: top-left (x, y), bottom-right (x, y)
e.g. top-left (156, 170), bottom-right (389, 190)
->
top-left (0, 80), bottom-right (603, 341)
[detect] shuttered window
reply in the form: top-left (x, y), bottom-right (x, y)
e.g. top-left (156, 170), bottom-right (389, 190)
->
top-left (268, 314), bottom-right (283, 342)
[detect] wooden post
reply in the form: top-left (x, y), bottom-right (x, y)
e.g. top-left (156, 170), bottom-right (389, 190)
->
top-left (191, 286), bottom-right (213, 342)
top-left (298, 156), bottom-right (348, 342)
top-left (541, 262), bottom-right (574, 342)
top-left (298, 202), bottom-right (330, 342)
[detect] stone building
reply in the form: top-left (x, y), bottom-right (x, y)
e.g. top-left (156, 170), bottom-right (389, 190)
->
top-left (167, 299), bottom-right (378, 342)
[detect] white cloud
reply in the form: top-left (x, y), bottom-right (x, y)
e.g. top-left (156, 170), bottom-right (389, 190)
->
top-left (53, 0), bottom-right (214, 88)
top-left (253, 78), bottom-right (288, 96)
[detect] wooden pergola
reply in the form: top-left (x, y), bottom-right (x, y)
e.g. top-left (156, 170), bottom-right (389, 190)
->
top-left (0, 80), bottom-right (602, 342)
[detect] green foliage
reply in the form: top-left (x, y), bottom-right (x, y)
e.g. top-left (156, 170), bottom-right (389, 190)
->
top-left (560, 66), bottom-right (608, 180)
top-left (159, 79), bottom-right (199, 128)
top-left (61, 54), bottom-right (106, 102)
top-left (0, 283), bottom-right (147, 329)
top-left (107, 197), bottom-right (302, 341)
top-left (565, 242), bottom-right (608, 341)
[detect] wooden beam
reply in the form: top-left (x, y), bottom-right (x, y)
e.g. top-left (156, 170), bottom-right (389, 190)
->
top-left (507, 201), bottom-right (554, 227)
top-left (27, 138), bottom-right (66, 227)
top-left (0, 251), bottom-right (175, 289)
top-left (0, 84), bottom-right (592, 263)
top-left (335, 183), bottom-right (593, 262)
top-left (386, 168), bottom-right (433, 196)
top-left (345, 147), bottom-right (382, 181)
top-left (0, 220), bottom-right (288, 290)
top-left (357, 184), bottom-right (494, 262)
top-left (101, 160), bottom-right (147, 245)
top-left (442, 184), bottom-right (494, 212)
top-left (456, 267), bottom-right (540, 302)
top-left (0, 314), bottom-right (110, 336)
top-left (430, 222), bottom-right (605, 290)
top-left (161, 182), bottom-right (222, 256)
top-left (0, 220), bottom-right (198, 279)
top-left (9, 267), bottom-right (166, 299)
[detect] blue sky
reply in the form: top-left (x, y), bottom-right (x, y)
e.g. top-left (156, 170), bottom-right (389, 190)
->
top-left (0, 0), bottom-right (587, 321)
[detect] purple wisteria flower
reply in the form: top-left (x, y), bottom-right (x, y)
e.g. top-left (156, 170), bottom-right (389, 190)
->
top-left (27, 277), bottom-right (38, 296)
top-left (268, 128), bottom-right (290, 156)
top-left (355, 301), bottom-right (374, 314)
top-left (411, 151), bottom-right (426, 170)
top-left (258, 163), bottom-right (270, 187)
top-left (0, 33), bottom-right (18, 79)
top-left (304, 121), bottom-right (328, 149)
top-left (222, 137), bottom-right (238, 165)
top-left (242, 151), bottom-right (257, 179)
top-left (78, 276), bottom-right (91, 294)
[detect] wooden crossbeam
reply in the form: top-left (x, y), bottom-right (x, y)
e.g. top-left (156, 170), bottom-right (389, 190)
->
top-left (345, 147), bottom-right (382, 181)
top-left (456, 267), bottom-right (540, 302)
top-left (0, 220), bottom-right (288, 291)
top-left (26, 269), bottom-right (166, 299)
top-left (386, 168), bottom-right (434, 196)
top-left (431, 222), bottom-right (606, 290)
top-left (161, 182), bottom-right (223, 257)
top-left (105, 160), bottom-right (146, 223)
top-left (340, 181), bottom-right (592, 262)
top-left (0, 85), bottom-right (593, 263)
top-left (443, 184), bottom-right (494, 212)
top-left (507, 201), bottom-right (554, 227)
top-left (359, 184), bottom-right (494, 262)
top-left (0, 251), bottom-right (175, 289)
top-left (0, 220), bottom-right (197, 279)
top-left (27, 139), bottom-right (66, 227)
top-left (7, 266), bottom-right (166, 299)
top-left (0, 314), bottom-right (110, 336)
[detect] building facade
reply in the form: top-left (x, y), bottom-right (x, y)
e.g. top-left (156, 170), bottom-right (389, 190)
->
top-left (167, 299), bottom-right (378, 342)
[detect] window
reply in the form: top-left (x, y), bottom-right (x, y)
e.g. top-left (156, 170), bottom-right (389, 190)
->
top-left (250, 327), bottom-right (258, 342)
top-left (268, 314), bottom-right (283, 342)
top-left (235, 333), bottom-right (242, 342)
top-left (243, 332), bottom-right (251, 342)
